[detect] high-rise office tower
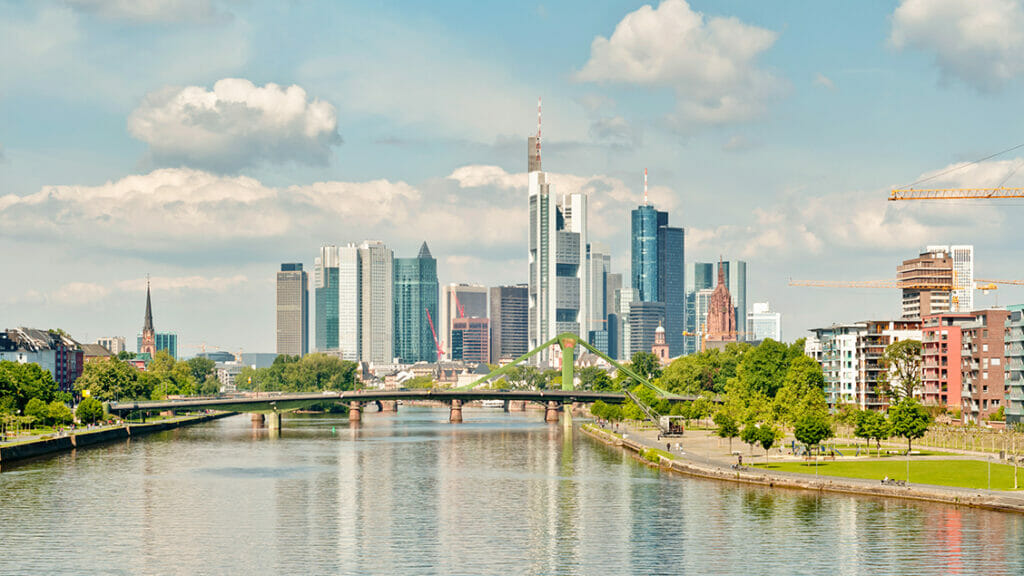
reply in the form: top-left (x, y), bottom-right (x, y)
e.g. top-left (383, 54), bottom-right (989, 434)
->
top-left (527, 113), bottom-right (589, 365)
top-left (359, 241), bottom-right (393, 364)
top-left (315, 245), bottom-right (340, 352)
top-left (442, 284), bottom-right (488, 357)
top-left (629, 171), bottom-right (684, 356)
top-left (337, 244), bottom-right (361, 361)
top-left (747, 302), bottom-right (781, 342)
top-left (684, 262), bottom-right (714, 355)
top-left (587, 242), bottom-right (611, 354)
top-left (628, 301), bottom-right (665, 358)
top-left (393, 242), bottom-right (439, 363)
top-left (451, 317), bottom-right (490, 364)
top-left (276, 263), bottom-right (309, 356)
top-left (490, 285), bottom-right (528, 363)
top-left (720, 260), bottom-right (747, 337)
top-left (606, 273), bottom-right (623, 359)
top-left (899, 248), bottom-right (954, 320)
top-left (923, 244), bottom-right (974, 312)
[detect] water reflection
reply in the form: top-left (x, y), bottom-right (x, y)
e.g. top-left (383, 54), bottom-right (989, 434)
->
top-left (1, 408), bottom-right (1023, 575)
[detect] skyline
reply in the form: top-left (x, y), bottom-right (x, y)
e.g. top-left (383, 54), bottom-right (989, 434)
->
top-left (4, 0), bottom-right (1024, 352)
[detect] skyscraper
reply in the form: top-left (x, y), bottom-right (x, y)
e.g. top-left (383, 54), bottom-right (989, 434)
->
top-left (393, 242), bottom-right (439, 363)
top-left (721, 260), bottom-right (747, 337)
top-left (337, 244), bottom-right (361, 361)
top-left (685, 262), bottom-right (714, 354)
top-left (315, 246), bottom-right (340, 352)
top-left (442, 284), bottom-right (488, 357)
top-left (587, 242), bottom-right (611, 354)
top-left (451, 317), bottom-right (490, 364)
top-left (629, 172), bottom-right (684, 356)
top-left (628, 301), bottom-right (665, 358)
top-left (925, 244), bottom-right (974, 312)
top-left (747, 302), bottom-right (781, 342)
top-left (605, 273), bottom-right (623, 359)
top-left (490, 285), bottom-right (528, 363)
top-left (527, 121), bottom-right (589, 364)
top-left (276, 263), bottom-right (309, 357)
top-left (359, 240), bottom-right (393, 364)
top-left (899, 248), bottom-right (953, 320)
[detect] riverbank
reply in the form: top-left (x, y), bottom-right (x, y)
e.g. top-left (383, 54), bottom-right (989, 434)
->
top-left (580, 422), bottom-right (1024, 515)
top-left (0, 412), bottom-right (234, 466)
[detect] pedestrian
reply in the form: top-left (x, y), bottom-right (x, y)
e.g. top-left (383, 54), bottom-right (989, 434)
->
top-left (666, 443), bottom-right (670, 452)
top-left (738, 454), bottom-right (743, 466)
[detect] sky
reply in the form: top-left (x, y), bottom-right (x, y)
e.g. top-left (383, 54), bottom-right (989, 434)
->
top-left (4, 0), bottom-right (1024, 355)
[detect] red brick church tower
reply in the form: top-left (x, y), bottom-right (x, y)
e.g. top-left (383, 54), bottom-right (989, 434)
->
top-left (652, 322), bottom-right (670, 364)
top-left (141, 278), bottom-right (156, 357)
top-left (706, 259), bottom-right (736, 342)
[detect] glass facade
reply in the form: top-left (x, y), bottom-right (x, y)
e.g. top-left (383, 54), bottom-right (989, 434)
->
top-left (630, 205), bottom-right (661, 302)
top-left (393, 243), bottom-right (439, 363)
top-left (315, 267), bottom-right (339, 352)
top-left (658, 226), bottom-right (684, 356)
top-left (136, 332), bottom-right (178, 359)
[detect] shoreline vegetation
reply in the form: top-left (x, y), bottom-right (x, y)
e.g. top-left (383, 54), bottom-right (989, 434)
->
top-left (580, 422), bottom-right (1024, 515)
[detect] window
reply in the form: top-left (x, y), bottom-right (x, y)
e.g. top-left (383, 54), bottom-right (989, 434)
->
top-left (992, 358), bottom-right (1001, 366)
top-left (983, 344), bottom-right (989, 352)
top-left (983, 371), bottom-right (989, 380)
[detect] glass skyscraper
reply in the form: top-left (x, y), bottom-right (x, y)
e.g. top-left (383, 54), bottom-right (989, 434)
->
top-left (630, 200), bottom-right (684, 356)
top-left (315, 246), bottom-right (340, 352)
top-left (393, 242), bottom-right (439, 363)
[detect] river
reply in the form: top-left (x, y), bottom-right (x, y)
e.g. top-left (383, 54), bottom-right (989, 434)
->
top-left (1, 407), bottom-right (1023, 575)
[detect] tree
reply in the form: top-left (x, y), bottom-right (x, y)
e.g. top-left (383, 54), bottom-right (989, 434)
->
top-left (74, 357), bottom-right (149, 401)
top-left (758, 424), bottom-right (779, 464)
top-left (794, 412), bottom-right (833, 454)
top-left (714, 412), bottom-right (740, 452)
top-left (888, 398), bottom-right (931, 453)
top-left (736, 339), bottom-right (790, 397)
top-left (740, 423), bottom-right (761, 455)
top-left (772, 355), bottom-right (826, 426)
top-left (854, 410), bottom-right (892, 456)
top-left (48, 401), bottom-right (74, 426)
top-left (76, 398), bottom-right (105, 424)
top-left (630, 351), bottom-right (663, 381)
top-left (198, 375), bottom-right (222, 396)
top-left (0, 361), bottom-right (61, 411)
top-left (24, 397), bottom-right (49, 427)
top-left (578, 366), bottom-right (615, 391)
top-left (879, 339), bottom-right (922, 400)
top-left (187, 357), bottom-right (216, 382)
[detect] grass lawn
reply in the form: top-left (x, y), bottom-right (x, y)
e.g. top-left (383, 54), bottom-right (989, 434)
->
top-left (754, 459), bottom-right (1024, 491)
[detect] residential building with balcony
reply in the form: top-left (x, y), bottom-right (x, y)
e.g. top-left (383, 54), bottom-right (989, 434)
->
top-left (1005, 305), bottom-right (1024, 426)
top-left (960, 309), bottom-right (1009, 425)
top-left (856, 320), bottom-right (921, 410)
top-left (921, 313), bottom-right (975, 411)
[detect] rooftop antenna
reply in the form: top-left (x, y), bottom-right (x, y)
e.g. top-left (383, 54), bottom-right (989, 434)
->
top-left (536, 97), bottom-right (542, 169)
top-left (644, 168), bottom-right (649, 205)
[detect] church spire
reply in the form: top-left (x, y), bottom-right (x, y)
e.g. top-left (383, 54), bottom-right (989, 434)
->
top-left (718, 256), bottom-right (726, 287)
top-left (143, 276), bottom-right (154, 332)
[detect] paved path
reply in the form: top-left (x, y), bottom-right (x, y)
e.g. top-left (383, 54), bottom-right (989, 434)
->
top-left (611, 422), bottom-right (1024, 504)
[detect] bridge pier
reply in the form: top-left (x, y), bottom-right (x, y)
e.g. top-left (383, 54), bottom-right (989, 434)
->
top-left (545, 401), bottom-right (560, 423)
top-left (250, 413), bottom-right (265, 425)
top-left (379, 400), bottom-right (398, 412)
top-left (507, 400), bottom-right (526, 412)
top-left (349, 401), bottom-right (362, 423)
top-left (267, 412), bottom-right (281, 430)
top-left (449, 399), bottom-right (463, 423)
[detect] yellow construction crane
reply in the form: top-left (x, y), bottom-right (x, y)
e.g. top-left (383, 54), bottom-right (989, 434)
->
top-left (789, 279), bottom-right (1010, 290)
top-left (889, 188), bottom-right (1024, 201)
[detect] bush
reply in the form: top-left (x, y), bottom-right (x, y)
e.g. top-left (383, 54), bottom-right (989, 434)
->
top-left (76, 398), bottom-right (105, 424)
top-left (24, 397), bottom-right (49, 426)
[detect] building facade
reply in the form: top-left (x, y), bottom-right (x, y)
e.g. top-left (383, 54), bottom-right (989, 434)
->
top-left (630, 198), bottom-right (684, 357)
top-left (393, 242), bottom-right (439, 364)
top-left (315, 245), bottom-right (341, 353)
top-left (359, 240), bottom-right (394, 365)
top-left (899, 248), bottom-right (954, 319)
top-left (808, 324), bottom-right (865, 407)
top-left (451, 317), bottom-right (490, 364)
top-left (528, 140), bottom-right (589, 365)
top-left (490, 285), bottom-right (528, 364)
top-left (1005, 305), bottom-right (1024, 426)
top-left (276, 263), bottom-right (309, 357)
top-left (747, 302), bottom-right (781, 342)
top-left (921, 313), bottom-right (974, 410)
top-left (442, 284), bottom-right (488, 357)
top-left (587, 242), bottom-right (611, 354)
top-left (95, 336), bottom-right (126, 355)
top-left (627, 301), bottom-right (666, 359)
top-left (961, 309), bottom-right (1009, 424)
top-left (705, 261), bottom-right (736, 343)
top-left (0, 328), bottom-right (84, 392)
top-left (685, 262), bottom-right (714, 355)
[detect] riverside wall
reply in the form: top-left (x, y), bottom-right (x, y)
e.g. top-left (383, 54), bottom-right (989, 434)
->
top-left (0, 412), bottom-right (233, 465)
top-left (580, 423), bottom-right (1024, 515)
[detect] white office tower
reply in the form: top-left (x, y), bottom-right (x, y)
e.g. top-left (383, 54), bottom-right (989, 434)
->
top-left (924, 245), bottom-right (973, 312)
top-left (527, 127), bottom-right (589, 365)
top-left (747, 302), bottom-right (781, 342)
top-left (358, 240), bottom-right (393, 364)
top-left (338, 244), bottom-right (361, 361)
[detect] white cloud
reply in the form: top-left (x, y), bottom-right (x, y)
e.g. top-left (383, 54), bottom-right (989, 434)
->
top-left (891, 0), bottom-right (1024, 90)
top-left (128, 78), bottom-right (341, 172)
top-left (575, 0), bottom-right (781, 127)
top-left (65, 0), bottom-right (229, 23)
top-left (588, 116), bottom-right (641, 147)
top-left (50, 282), bottom-right (111, 305)
top-left (813, 73), bottom-right (835, 90)
top-left (688, 159), bottom-right (1018, 261)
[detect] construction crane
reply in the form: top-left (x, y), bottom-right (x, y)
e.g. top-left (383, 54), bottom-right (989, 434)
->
top-left (789, 279), bottom-right (1009, 290)
top-left (425, 308), bottom-right (446, 358)
top-left (889, 188), bottom-right (1024, 201)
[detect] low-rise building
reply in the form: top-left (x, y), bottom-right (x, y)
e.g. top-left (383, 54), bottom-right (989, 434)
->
top-left (0, 327), bottom-right (84, 392)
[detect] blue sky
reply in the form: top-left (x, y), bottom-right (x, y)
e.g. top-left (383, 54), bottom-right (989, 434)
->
top-left (3, 0), bottom-right (1024, 353)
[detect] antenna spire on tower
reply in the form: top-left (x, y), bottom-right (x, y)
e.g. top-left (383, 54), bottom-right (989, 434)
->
top-left (644, 168), bottom-right (648, 205)
top-left (536, 97), bottom-right (542, 168)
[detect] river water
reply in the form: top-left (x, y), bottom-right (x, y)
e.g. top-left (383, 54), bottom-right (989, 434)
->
top-left (2, 407), bottom-right (1023, 575)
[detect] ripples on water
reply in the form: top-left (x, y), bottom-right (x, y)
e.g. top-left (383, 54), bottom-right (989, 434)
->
top-left (1, 407), bottom-right (1023, 576)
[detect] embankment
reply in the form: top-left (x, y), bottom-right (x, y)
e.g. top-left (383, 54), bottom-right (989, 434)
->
top-left (581, 423), bottom-right (1024, 515)
top-left (0, 412), bottom-right (233, 465)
